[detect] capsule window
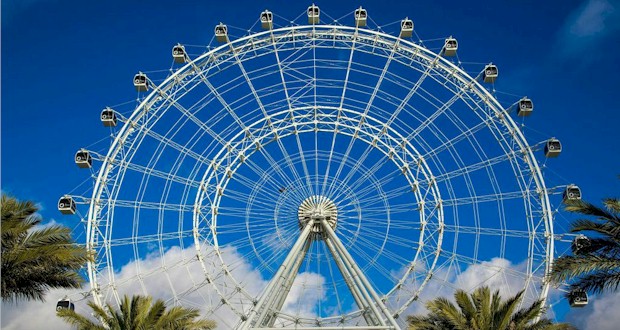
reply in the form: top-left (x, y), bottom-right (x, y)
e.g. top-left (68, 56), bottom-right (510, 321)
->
top-left (172, 45), bottom-right (186, 63)
top-left (400, 19), bottom-right (413, 38)
top-left (75, 150), bottom-right (92, 169)
top-left (133, 73), bottom-right (148, 92)
top-left (101, 108), bottom-right (117, 127)
top-left (355, 8), bottom-right (367, 27)
top-left (215, 24), bottom-right (228, 43)
top-left (517, 98), bottom-right (533, 116)
top-left (483, 64), bottom-right (498, 83)
top-left (260, 10), bottom-right (273, 30)
top-left (443, 38), bottom-right (458, 56)
top-left (307, 5), bottom-right (320, 24)
top-left (58, 196), bottom-right (76, 215)
top-left (544, 138), bottom-right (562, 158)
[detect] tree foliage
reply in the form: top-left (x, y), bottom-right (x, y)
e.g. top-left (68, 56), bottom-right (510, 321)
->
top-left (1, 194), bottom-right (91, 302)
top-left (57, 295), bottom-right (216, 330)
top-left (549, 196), bottom-right (620, 294)
top-left (407, 286), bottom-right (574, 330)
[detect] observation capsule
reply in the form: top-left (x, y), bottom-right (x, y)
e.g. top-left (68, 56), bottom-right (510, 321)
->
top-left (260, 10), bottom-right (273, 30)
top-left (215, 23), bottom-right (228, 43)
top-left (354, 7), bottom-right (367, 27)
top-left (544, 138), bottom-right (562, 158)
top-left (568, 289), bottom-right (588, 307)
top-left (101, 107), bottom-right (117, 127)
top-left (172, 44), bottom-right (186, 63)
top-left (307, 4), bottom-right (320, 24)
top-left (571, 234), bottom-right (591, 255)
top-left (483, 64), bottom-right (498, 83)
top-left (517, 97), bottom-right (533, 116)
top-left (563, 184), bottom-right (582, 202)
top-left (400, 18), bottom-right (413, 38)
top-left (58, 196), bottom-right (76, 215)
top-left (133, 73), bottom-right (148, 92)
top-left (443, 37), bottom-right (458, 56)
top-left (75, 149), bottom-right (92, 169)
top-left (56, 299), bottom-right (74, 311)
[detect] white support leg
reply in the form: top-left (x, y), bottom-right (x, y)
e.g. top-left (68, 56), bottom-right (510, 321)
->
top-left (324, 235), bottom-right (378, 326)
top-left (320, 219), bottom-right (401, 328)
top-left (238, 206), bottom-right (401, 329)
top-left (239, 219), bottom-right (315, 329)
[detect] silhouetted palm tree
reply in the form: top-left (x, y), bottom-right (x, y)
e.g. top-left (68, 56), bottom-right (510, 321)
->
top-left (407, 286), bottom-right (574, 330)
top-left (1, 194), bottom-right (91, 302)
top-left (550, 196), bottom-right (620, 294)
top-left (57, 295), bottom-right (216, 330)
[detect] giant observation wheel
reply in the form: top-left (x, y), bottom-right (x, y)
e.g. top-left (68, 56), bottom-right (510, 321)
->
top-left (60, 6), bottom-right (573, 329)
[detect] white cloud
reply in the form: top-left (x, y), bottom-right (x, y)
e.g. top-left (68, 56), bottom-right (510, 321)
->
top-left (566, 290), bottom-right (620, 330)
top-left (281, 272), bottom-right (327, 318)
top-left (1, 287), bottom-right (84, 330)
top-left (454, 257), bottom-right (526, 299)
top-left (558, 0), bottom-right (620, 57)
top-left (394, 258), bottom-right (531, 320)
top-left (0, 243), bottom-right (333, 329)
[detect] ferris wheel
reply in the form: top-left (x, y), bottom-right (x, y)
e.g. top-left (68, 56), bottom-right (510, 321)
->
top-left (58, 5), bottom-right (582, 329)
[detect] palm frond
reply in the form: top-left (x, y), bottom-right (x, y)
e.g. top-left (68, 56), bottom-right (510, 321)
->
top-left (407, 286), bottom-right (571, 330)
top-left (57, 294), bottom-right (216, 330)
top-left (604, 198), bottom-right (620, 214)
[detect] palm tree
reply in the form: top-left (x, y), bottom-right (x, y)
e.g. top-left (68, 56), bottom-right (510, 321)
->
top-left (549, 197), bottom-right (620, 294)
top-left (1, 194), bottom-right (91, 302)
top-left (57, 294), bottom-right (216, 330)
top-left (407, 286), bottom-right (574, 330)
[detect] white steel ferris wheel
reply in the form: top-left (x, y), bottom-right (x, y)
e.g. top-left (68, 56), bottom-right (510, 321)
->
top-left (59, 5), bottom-right (580, 329)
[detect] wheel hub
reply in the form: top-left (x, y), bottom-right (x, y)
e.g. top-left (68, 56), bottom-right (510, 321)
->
top-left (298, 195), bottom-right (337, 239)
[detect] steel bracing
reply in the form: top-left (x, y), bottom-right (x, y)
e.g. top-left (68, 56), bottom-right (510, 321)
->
top-left (240, 217), bottom-right (400, 329)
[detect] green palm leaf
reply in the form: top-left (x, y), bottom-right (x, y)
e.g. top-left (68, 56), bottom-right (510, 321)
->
top-left (550, 185), bottom-right (620, 295)
top-left (1, 194), bottom-right (92, 302)
top-left (407, 286), bottom-right (573, 330)
top-left (57, 294), bottom-right (216, 330)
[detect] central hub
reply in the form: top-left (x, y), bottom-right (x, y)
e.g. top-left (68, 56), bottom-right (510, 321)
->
top-left (298, 195), bottom-right (338, 239)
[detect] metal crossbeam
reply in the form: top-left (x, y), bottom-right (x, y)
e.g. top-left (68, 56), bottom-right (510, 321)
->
top-left (238, 218), bottom-right (401, 329)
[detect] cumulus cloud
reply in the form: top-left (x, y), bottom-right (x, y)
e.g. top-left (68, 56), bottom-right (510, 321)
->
top-left (394, 257), bottom-right (530, 319)
top-left (0, 242), bottom-right (333, 329)
top-left (558, 0), bottom-right (620, 58)
top-left (281, 272), bottom-right (327, 318)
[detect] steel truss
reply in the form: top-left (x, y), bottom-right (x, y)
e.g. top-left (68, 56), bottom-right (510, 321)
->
top-left (240, 218), bottom-right (400, 329)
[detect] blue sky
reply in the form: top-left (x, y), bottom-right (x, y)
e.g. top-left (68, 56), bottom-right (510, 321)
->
top-left (2, 0), bottom-right (620, 328)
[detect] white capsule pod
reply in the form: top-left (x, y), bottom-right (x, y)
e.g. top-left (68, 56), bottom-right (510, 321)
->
top-left (482, 64), bottom-right (498, 83)
top-left (544, 138), bottom-right (562, 158)
top-left (172, 44), bottom-right (186, 63)
top-left (563, 184), bottom-right (582, 202)
top-left (443, 37), bottom-right (458, 56)
top-left (569, 289), bottom-right (588, 307)
top-left (58, 196), bottom-right (76, 215)
top-left (133, 73), bottom-right (148, 92)
top-left (307, 4), bottom-right (320, 24)
top-left (400, 18), bottom-right (413, 38)
top-left (215, 23), bottom-right (228, 43)
top-left (354, 7), bottom-right (367, 27)
top-left (101, 107), bottom-right (117, 127)
top-left (56, 299), bottom-right (75, 311)
top-left (260, 10), bottom-right (273, 30)
top-left (75, 149), bottom-right (92, 169)
top-left (517, 97), bottom-right (533, 116)
top-left (571, 234), bottom-right (591, 254)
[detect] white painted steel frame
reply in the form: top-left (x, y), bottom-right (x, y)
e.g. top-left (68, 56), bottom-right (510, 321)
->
top-left (83, 23), bottom-right (555, 327)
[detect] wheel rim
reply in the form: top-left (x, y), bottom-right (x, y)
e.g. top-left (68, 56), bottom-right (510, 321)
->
top-left (84, 20), bottom-right (555, 328)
